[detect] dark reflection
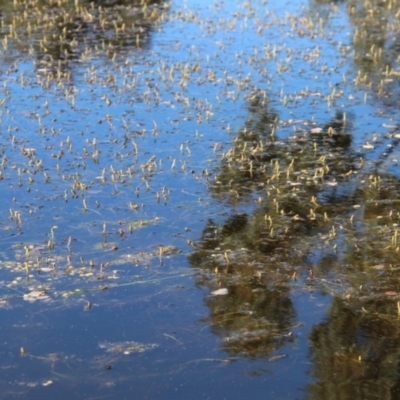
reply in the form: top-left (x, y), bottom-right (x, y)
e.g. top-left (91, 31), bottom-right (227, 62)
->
top-left (301, 165), bottom-right (400, 399)
top-left (346, 0), bottom-right (395, 80)
top-left (190, 235), bottom-right (297, 357)
top-left (189, 87), bottom-right (366, 358)
top-left (311, 0), bottom-right (400, 102)
top-left (307, 296), bottom-right (400, 400)
top-left (210, 92), bottom-right (279, 203)
top-left (190, 78), bottom-right (400, 381)
top-left (211, 99), bottom-right (355, 209)
top-left (201, 278), bottom-right (296, 357)
top-left (191, 250), bottom-right (288, 358)
top-left (0, 0), bottom-right (169, 72)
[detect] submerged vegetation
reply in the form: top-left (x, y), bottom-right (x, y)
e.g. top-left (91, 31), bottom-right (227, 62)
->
top-left (1, 0), bottom-right (400, 397)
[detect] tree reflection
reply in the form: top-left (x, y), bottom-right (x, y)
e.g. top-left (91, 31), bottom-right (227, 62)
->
top-left (302, 169), bottom-right (400, 399)
top-left (189, 88), bottom-right (363, 358)
top-left (307, 296), bottom-right (400, 400)
top-left (297, 2), bottom-right (400, 394)
top-left (190, 79), bottom-right (400, 393)
top-left (0, 0), bottom-right (169, 70)
top-left (203, 281), bottom-right (296, 358)
top-left (311, 0), bottom-right (400, 102)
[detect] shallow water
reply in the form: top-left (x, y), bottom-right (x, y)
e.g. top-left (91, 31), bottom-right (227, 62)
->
top-left (1, 0), bottom-right (400, 398)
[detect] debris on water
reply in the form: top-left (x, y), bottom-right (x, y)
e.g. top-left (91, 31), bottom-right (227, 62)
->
top-left (99, 341), bottom-right (159, 355)
top-left (362, 142), bottom-right (374, 150)
top-left (128, 218), bottom-right (160, 230)
top-left (94, 242), bottom-right (119, 250)
top-left (17, 379), bottom-right (53, 388)
top-left (310, 127), bottom-right (323, 134)
top-left (61, 289), bottom-right (89, 297)
top-left (40, 267), bottom-right (54, 273)
top-left (370, 264), bottom-right (385, 270)
top-left (111, 246), bottom-right (181, 266)
top-left (268, 354), bottom-right (287, 363)
top-left (23, 290), bottom-right (49, 302)
top-left (158, 246), bottom-right (181, 256)
top-left (210, 288), bottom-right (229, 296)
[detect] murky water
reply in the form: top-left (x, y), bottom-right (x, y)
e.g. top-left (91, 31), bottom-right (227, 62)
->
top-left (1, 0), bottom-right (400, 398)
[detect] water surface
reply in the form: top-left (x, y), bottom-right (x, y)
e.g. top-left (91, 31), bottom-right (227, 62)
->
top-left (1, 0), bottom-right (400, 398)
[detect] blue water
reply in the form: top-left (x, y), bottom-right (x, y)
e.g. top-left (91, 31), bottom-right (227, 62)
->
top-left (0, 0), bottom-right (399, 398)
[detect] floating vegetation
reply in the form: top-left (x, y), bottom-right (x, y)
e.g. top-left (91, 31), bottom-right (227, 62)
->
top-left (23, 289), bottom-right (50, 302)
top-left (99, 341), bottom-right (159, 355)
